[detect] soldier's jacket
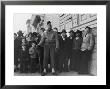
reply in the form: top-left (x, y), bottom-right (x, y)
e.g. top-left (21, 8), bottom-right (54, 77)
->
top-left (38, 29), bottom-right (59, 48)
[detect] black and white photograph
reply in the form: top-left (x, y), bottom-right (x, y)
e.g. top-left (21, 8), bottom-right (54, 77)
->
top-left (4, 4), bottom-right (106, 85)
top-left (14, 14), bottom-right (97, 76)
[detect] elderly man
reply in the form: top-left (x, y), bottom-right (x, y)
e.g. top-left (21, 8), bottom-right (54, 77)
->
top-left (38, 21), bottom-right (59, 76)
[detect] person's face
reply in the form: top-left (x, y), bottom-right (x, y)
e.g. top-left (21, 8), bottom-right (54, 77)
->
top-left (22, 46), bottom-right (25, 50)
top-left (22, 39), bottom-right (25, 43)
top-left (85, 28), bottom-right (89, 34)
top-left (76, 33), bottom-right (80, 37)
top-left (27, 21), bottom-right (31, 26)
top-left (29, 34), bottom-right (31, 38)
top-left (47, 23), bottom-right (52, 30)
top-left (14, 34), bottom-right (17, 39)
top-left (62, 32), bottom-right (66, 37)
top-left (54, 28), bottom-right (58, 32)
top-left (69, 32), bottom-right (73, 37)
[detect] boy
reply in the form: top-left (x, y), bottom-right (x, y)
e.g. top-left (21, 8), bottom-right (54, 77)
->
top-left (29, 41), bottom-right (39, 73)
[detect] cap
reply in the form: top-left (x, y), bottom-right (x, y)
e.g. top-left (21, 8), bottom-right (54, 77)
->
top-left (61, 29), bottom-right (67, 33)
top-left (47, 21), bottom-right (51, 25)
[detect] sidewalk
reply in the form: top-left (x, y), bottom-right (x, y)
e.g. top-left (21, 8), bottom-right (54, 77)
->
top-left (14, 71), bottom-right (91, 76)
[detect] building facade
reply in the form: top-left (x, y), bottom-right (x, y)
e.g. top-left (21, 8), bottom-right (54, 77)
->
top-left (59, 14), bottom-right (97, 75)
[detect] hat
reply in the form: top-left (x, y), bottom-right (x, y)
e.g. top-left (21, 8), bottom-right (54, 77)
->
top-left (40, 28), bottom-right (45, 32)
top-left (31, 41), bottom-right (37, 45)
top-left (28, 32), bottom-right (33, 36)
top-left (33, 32), bottom-right (38, 37)
top-left (58, 32), bottom-right (61, 34)
top-left (47, 21), bottom-right (51, 25)
top-left (17, 30), bottom-right (23, 37)
top-left (75, 30), bottom-right (82, 37)
top-left (85, 26), bottom-right (91, 29)
top-left (14, 33), bottom-right (17, 36)
top-left (69, 30), bottom-right (74, 33)
top-left (61, 29), bottom-right (67, 33)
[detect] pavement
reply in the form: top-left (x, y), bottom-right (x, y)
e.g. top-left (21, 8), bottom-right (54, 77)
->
top-left (14, 71), bottom-right (92, 76)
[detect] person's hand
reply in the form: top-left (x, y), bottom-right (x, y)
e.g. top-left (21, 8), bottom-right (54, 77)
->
top-left (55, 48), bottom-right (59, 52)
top-left (36, 45), bottom-right (40, 49)
top-left (81, 48), bottom-right (85, 51)
top-left (36, 45), bottom-right (41, 50)
top-left (88, 46), bottom-right (92, 50)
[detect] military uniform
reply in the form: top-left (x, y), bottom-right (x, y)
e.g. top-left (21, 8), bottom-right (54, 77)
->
top-left (38, 29), bottom-right (59, 71)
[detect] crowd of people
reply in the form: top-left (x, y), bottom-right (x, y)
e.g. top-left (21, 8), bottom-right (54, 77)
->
top-left (14, 21), bottom-right (95, 76)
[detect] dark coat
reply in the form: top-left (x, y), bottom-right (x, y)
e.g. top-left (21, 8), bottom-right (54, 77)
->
top-left (14, 37), bottom-right (22, 58)
top-left (67, 36), bottom-right (75, 52)
top-left (59, 36), bottom-right (68, 54)
top-left (73, 37), bottom-right (83, 50)
top-left (20, 48), bottom-right (29, 62)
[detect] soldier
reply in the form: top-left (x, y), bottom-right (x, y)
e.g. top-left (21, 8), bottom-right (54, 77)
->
top-left (58, 29), bottom-right (69, 73)
top-left (38, 21), bottom-right (59, 76)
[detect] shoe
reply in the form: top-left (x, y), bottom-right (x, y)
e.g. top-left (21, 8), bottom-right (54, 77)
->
top-left (41, 72), bottom-right (47, 76)
top-left (52, 72), bottom-right (57, 75)
top-left (64, 70), bottom-right (69, 72)
top-left (58, 70), bottom-right (62, 73)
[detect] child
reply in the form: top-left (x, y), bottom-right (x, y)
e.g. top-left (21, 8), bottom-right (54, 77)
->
top-left (29, 41), bottom-right (39, 73)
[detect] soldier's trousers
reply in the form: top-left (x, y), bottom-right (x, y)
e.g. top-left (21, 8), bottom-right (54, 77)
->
top-left (43, 44), bottom-right (56, 70)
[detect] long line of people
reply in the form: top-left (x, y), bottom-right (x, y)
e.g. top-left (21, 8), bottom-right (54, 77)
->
top-left (14, 21), bottom-right (95, 76)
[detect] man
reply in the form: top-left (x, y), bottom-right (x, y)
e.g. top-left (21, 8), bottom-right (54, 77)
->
top-left (80, 26), bottom-right (95, 74)
top-left (37, 28), bottom-right (45, 74)
top-left (38, 21), bottom-right (59, 76)
top-left (53, 27), bottom-right (61, 72)
top-left (58, 29), bottom-right (69, 73)
top-left (14, 33), bottom-right (19, 72)
top-left (14, 31), bottom-right (23, 72)
top-left (68, 30), bottom-right (75, 71)
top-left (72, 30), bottom-right (83, 72)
